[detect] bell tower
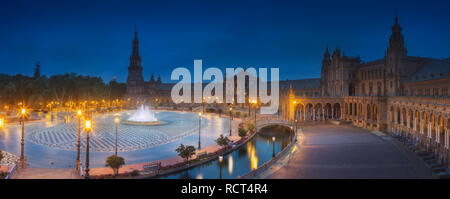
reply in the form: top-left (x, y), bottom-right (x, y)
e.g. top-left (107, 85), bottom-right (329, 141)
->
top-left (126, 28), bottom-right (145, 97)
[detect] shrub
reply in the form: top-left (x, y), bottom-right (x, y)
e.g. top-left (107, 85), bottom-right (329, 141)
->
top-left (238, 127), bottom-right (247, 138)
top-left (215, 134), bottom-right (230, 146)
top-left (130, 170), bottom-right (140, 177)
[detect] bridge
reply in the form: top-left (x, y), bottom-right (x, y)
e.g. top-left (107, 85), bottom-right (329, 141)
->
top-left (255, 115), bottom-right (294, 132)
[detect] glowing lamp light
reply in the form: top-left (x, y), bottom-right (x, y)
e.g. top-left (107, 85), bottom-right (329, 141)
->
top-left (21, 108), bottom-right (26, 115)
top-left (272, 136), bottom-right (276, 142)
top-left (0, 117), bottom-right (4, 129)
top-left (218, 155), bottom-right (223, 163)
top-left (85, 120), bottom-right (92, 132)
top-left (199, 112), bottom-right (202, 116)
top-left (77, 110), bottom-right (82, 116)
top-left (114, 117), bottom-right (120, 124)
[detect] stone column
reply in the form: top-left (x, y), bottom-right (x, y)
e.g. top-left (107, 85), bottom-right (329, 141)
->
top-left (322, 108), bottom-right (325, 121)
top-left (313, 106), bottom-right (316, 121)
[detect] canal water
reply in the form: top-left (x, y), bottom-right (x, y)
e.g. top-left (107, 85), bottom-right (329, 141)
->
top-left (158, 125), bottom-right (293, 179)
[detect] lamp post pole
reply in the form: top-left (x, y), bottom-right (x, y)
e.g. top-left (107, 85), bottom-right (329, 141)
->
top-left (229, 107), bottom-right (232, 136)
top-left (0, 117), bottom-right (4, 158)
top-left (272, 136), bottom-right (276, 158)
top-left (254, 102), bottom-right (257, 130)
top-left (20, 108), bottom-right (26, 168)
top-left (218, 155), bottom-right (223, 179)
top-left (76, 110), bottom-right (82, 172)
top-left (114, 117), bottom-right (119, 156)
top-left (84, 119), bottom-right (92, 179)
top-left (198, 112), bottom-right (202, 150)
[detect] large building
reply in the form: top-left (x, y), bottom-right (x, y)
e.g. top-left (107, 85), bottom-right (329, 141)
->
top-left (279, 16), bottom-right (449, 163)
top-left (126, 17), bottom-right (449, 159)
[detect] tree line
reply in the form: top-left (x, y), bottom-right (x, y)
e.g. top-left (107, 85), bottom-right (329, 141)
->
top-left (0, 73), bottom-right (126, 109)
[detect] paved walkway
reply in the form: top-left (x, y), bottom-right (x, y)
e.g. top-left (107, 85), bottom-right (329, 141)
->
top-left (263, 124), bottom-right (434, 179)
top-left (12, 168), bottom-right (76, 179)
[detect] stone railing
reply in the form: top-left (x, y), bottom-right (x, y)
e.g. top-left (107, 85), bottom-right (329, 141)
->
top-left (5, 161), bottom-right (18, 179)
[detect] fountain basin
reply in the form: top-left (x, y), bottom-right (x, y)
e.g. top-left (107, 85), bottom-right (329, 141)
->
top-left (123, 120), bottom-right (168, 126)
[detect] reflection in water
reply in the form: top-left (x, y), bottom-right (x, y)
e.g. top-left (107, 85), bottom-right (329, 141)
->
top-left (247, 141), bottom-right (258, 170)
top-left (228, 155), bottom-right (233, 174)
top-left (159, 125), bottom-right (293, 179)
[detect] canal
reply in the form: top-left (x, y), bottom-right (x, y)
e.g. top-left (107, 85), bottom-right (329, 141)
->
top-left (158, 125), bottom-right (293, 179)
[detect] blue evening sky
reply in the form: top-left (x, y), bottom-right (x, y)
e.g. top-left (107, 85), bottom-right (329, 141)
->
top-left (0, 0), bottom-right (449, 83)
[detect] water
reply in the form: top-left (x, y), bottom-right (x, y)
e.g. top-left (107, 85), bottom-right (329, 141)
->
top-left (0, 111), bottom-right (229, 168)
top-left (127, 105), bottom-right (158, 122)
top-left (158, 126), bottom-right (293, 179)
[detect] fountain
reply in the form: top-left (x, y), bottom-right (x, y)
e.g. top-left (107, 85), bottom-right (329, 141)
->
top-left (125, 104), bottom-right (166, 126)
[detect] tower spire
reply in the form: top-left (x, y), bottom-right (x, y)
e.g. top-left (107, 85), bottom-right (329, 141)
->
top-left (387, 13), bottom-right (407, 57)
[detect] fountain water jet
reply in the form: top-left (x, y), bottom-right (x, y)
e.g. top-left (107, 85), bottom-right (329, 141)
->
top-left (125, 105), bottom-right (166, 126)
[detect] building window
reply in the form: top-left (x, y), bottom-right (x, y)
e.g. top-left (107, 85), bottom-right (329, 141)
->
top-left (442, 88), bottom-right (448, 96)
top-left (433, 88), bottom-right (439, 96)
top-left (362, 83), bottom-right (366, 95)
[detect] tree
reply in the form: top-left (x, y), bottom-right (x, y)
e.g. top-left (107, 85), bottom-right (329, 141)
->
top-left (176, 144), bottom-right (196, 165)
top-left (235, 112), bottom-right (241, 118)
top-left (238, 127), bottom-right (247, 138)
top-left (0, 150), bottom-right (3, 163)
top-left (246, 121), bottom-right (255, 132)
top-left (215, 134), bottom-right (230, 147)
top-left (105, 155), bottom-right (125, 176)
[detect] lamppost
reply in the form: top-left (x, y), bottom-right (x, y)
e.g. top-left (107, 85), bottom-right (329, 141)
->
top-left (0, 116), bottom-right (4, 156)
top-left (229, 107), bottom-right (233, 136)
top-left (251, 100), bottom-right (257, 131)
top-left (294, 119), bottom-right (298, 142)
top-left (76, 109), bottom-right (82, 172)
top-left (198, 112), bottom-right (202, 150)
top-left (218, 155), bottom-right (223, 179)
top-left (84, 118), bottom-right (92, 179)
top-left (114, 116), bottom-right (120, 156)
top-left (202, 97), bottom-right (205, 112)
top-left (20, 108), bottom-right (26, 168)
top-left (272, 136), bottom-right (276, 158)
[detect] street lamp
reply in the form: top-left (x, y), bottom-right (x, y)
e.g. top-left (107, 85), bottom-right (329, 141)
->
top-left (229, 107), bottom-right (233, 136)
top-left (198, 112), bottom-right (202, 150)
top-left (0, 117), bottom-right (4, 157)
top-left (76, 109), bottom-right (82, 172)
top-left (251, 100), bottom-right (257, 132)
top-left (272, 136), bottom-right (276, 158)
top-left (20, 108), bottom-right (26, 168)
top-left (294, 119), bottom-right (298, 142)
top-left (84, 119), bottom-right (92, 179)
top-left (218, 155), bottom-right (223, 179)
top-left (114, 116), bottom-right (120, 156)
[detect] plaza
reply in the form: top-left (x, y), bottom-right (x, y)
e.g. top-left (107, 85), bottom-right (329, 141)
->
top-left (1, 110), bottom-right (230, 169)
top-left (266, 124), bottom-right (434, 179)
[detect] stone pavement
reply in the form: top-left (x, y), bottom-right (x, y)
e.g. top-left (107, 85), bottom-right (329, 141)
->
top-left (264, 124), bottom-right (434, 179)
top-left (12, 168), bottom-right (76, 179)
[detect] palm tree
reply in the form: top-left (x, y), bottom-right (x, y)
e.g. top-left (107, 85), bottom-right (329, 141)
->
top-left (176, 144), bottom-right (196, 165)
top-left (215, 134), bottom-right (230, 147)
top-left (105, 155), bottom-right (125, 176)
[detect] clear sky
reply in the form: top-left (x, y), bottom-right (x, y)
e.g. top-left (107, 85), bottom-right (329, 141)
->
top-left (1, 0), bottom-right (450, 83)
